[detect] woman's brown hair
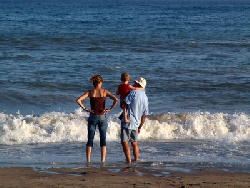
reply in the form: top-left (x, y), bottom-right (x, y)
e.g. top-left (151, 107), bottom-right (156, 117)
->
top-left (90, 74), bottom-right (103, 88)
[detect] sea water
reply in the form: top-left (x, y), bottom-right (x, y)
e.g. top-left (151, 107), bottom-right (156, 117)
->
top-left (0, 0), bottom-right (249, 173)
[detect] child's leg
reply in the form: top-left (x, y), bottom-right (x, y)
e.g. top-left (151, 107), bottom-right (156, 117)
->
top-left (119, 102), bottom-right (124, 120)
top-left (123, 105), bottom-right (130, 123)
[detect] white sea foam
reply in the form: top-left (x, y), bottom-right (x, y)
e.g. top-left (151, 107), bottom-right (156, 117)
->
top-left (0, 109), bottom-right (249, 145)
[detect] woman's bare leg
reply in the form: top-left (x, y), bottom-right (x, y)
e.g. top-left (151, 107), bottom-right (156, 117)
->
top-left (86, 146), bottom-right (92, 163)
top-left (101, 146), bottom-right (106, 162)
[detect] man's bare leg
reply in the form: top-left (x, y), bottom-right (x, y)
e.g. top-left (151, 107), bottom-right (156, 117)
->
top-left (86, 146), bottom-right (92, 163)
top-left (131, 142), bottom-right (139, 161)
top-left (101, 146), bottom-right (106, 163)
top-left (122, 142), bottom-right (131, 163)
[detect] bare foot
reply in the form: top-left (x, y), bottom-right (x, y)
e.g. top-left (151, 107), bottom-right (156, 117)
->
top-left (125, 158), bottom-right (132, 164)
top-left (124, 119), bottom-right (131, 123)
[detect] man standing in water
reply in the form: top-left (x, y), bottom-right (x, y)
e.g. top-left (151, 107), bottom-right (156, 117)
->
top-left (120, 77), bottom-right (149, 163)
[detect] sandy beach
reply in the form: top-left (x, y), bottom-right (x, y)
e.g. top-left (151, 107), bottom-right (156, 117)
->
top-left (0, 166), bottom-right (249, 188)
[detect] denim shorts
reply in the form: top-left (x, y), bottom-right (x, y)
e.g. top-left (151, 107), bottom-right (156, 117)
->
top-left (120, 127), bottom-right (138, 143)
top-left (86, 114), bottom-right (108, 147)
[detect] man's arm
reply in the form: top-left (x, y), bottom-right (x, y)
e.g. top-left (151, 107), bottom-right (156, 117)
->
top-left (138, 115), bottom-right (147, 134)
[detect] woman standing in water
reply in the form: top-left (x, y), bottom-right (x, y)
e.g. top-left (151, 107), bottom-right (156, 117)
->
top-left (76, 74), bottom-right (118, 163)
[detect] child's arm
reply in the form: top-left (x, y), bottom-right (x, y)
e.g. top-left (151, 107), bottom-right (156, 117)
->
top-left (129, 85), bottom-right (144, 90)
top-left (116, 87), bottom-right (120, 95)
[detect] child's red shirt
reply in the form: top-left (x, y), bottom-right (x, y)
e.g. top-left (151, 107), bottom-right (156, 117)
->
top-left (117, 84), bottom-right (130, 101)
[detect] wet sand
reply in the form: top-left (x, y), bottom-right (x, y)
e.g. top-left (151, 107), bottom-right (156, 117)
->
top-left (0, 166), bottom-right (250, 188)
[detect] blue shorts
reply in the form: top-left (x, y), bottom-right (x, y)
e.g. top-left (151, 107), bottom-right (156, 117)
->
top-left (86, 114), bottom-right (108, 147)
top-left (120, 127), bottom-right (138, 143)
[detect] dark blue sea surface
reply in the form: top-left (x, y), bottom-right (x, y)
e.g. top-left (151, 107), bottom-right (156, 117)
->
top-left (0, 0), bottom-right (249, 172)
top-left (1, 0), bottom-right (249, 115)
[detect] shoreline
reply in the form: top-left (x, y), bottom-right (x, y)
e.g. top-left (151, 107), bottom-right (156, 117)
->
top-left (0, 166), bottom-right (249, 188)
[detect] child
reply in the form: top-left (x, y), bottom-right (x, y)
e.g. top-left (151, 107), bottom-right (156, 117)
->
top-left (116, 72), bottom-right (143, 123)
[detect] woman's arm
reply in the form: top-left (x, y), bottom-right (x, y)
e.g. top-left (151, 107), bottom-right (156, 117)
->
top-left (105, 90), bottom-right (118, 112)
top-left (76, 91), bottom-right (90, 112)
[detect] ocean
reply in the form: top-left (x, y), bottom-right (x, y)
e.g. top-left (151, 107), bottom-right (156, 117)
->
top-left (0, 0), bottom-right (249, 173)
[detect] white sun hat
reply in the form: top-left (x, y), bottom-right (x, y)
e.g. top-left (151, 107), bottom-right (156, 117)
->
top-left (134, 77), bottom-right (147, 88)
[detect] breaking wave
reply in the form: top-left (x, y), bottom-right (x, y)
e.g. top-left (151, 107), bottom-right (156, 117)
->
top-left (0, 109), bottom-right (249, 145)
